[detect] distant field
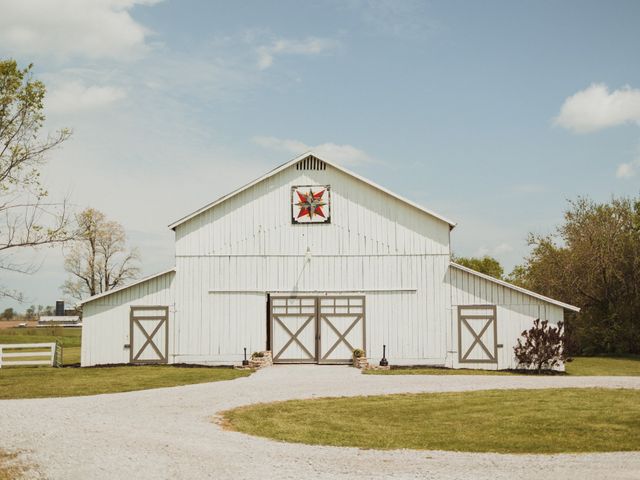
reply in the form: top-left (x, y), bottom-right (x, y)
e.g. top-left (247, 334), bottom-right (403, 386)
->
top-left (0, 326), bottom-right (81, 346)
top-left (0, 327), bottom-right (81, 366)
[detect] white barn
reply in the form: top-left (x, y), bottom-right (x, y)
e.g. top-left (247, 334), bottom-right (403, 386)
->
top-left (80, 153), bottom-right (578, 369)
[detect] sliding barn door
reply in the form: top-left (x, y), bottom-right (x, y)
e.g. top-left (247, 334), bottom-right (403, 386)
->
top-left (270, 297), bottom-right (318, 363)
top-left (318, 296), bottom-right (366, 364)
top-left (270, 295), bottom-right (366, 364)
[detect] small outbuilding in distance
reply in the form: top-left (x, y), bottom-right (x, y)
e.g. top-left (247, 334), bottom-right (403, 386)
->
top-left (80, 152), bottom-right (578, 369)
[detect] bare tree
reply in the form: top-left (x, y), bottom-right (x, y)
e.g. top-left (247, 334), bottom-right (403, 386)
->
top-left (0, 60), bottom-right (72, 299)
top-left (63, 208), bottom-right (140, 300)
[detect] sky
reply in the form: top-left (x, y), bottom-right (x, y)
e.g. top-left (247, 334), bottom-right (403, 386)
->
top-left (0, 0), bottom-right (639, 310)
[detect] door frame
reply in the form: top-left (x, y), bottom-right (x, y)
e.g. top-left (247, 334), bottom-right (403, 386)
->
top-left (129, 305), bottom-right (169, 364)
top-left (269, 295), bottom-right (366, 364)
top-left (457, 305), bottom-right (497, 364)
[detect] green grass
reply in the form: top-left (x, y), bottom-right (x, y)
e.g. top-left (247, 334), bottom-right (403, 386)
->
top-left (565, 356), bottom-right (640, 376)
top-left (364, 356), bottom-right (640, 376)
top-left (364, 367), bottom-right (518, 376)
top-left (0, 327), bottom-right (251, 399)
top-left (0, 365), bottom-right (251, 399)
top-left (0, 327), bottom-right (81, 348)
top-left (0, 327), bottom-right (81, 366)
top-left (223, 388), bottom-right (640, 454)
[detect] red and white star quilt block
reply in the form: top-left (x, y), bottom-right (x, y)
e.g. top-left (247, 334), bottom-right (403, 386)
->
top-left (291, 185), bottom-right (331, 224)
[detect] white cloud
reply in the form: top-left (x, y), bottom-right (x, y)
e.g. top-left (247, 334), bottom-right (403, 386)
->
top-left (252, 136), bottom-right (371, 166)
top-left (256, 37), bottom-right (339, 69)
top-left (554, 83), bottom-right (640, 134)
top-left (616, 154), bottom-right (640, 178)
top-left (47, 81), bottom-right (126, 114)
top-left (0, 0), bottom-right (161, 60)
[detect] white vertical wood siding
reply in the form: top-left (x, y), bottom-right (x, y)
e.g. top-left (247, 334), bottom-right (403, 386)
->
top-left (174, 165), bottom-right (450, 257)
top-left (172, 255), bottom-right (451, 365)
top-left (448, 266), bottom-right (564, 370)
top-left (81, 271), bottom-right (175, 366)
top-left (171, 163), bottom-right (453, 365)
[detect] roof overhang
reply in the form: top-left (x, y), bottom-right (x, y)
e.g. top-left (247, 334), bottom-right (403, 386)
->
top-left (79, 267), bottom-right (176, 306)
top-left (451, 262), bottom-right (580, 312)
top-left (168, 152), bottom-right (457, 230)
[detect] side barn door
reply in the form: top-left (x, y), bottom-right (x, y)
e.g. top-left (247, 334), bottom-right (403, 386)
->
top-left (130, 306), bottom-right (169, 364)
top-left (271, 297), bottom-right (318, 363)
top-left (458, 305), bottom-right (497, 364)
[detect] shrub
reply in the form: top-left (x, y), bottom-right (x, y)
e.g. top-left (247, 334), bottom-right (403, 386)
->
top-left (251, 351), bottom-right (265, 358)
top-left (352, 348), bottom-right (365, 358)
top-left (514, 319), bottom-right (565, 373)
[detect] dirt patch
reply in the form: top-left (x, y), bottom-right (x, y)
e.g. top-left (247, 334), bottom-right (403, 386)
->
top-left (0, 321), bottom-right (38, 330)
top-left (0, 450), bottom-right (31, 480)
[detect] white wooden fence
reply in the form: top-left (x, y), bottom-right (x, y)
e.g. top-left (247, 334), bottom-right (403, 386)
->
top-left (0, 343), bottom-right (60, 368)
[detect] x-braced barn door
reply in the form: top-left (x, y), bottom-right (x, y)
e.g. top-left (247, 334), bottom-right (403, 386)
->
top-left (270, 296), bottom-right (366, 364)
top-left (318, 296), bottom-right (365, 364)
top-left (130, 306), bottom-right (169, 364)
top-left (458, 305), bottom-right (497, 364)
top-left (271, 297), bottom-right (318, 363)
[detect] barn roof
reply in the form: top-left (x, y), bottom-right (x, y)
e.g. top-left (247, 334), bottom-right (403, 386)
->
top-left (168, 152), bottom-right (457, 230)
top-left (451, 262), bottom-right (580, 312)
top-left (79, 267), bottom-right (176, 305)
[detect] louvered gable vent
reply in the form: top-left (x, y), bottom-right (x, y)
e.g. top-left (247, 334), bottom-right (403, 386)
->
top-left (296, 155), bottom-right (326, 171)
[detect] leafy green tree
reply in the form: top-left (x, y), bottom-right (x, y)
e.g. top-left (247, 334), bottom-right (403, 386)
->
top-left (511, 196), bottom-right (640, 355)
top-left (1, 307), bottom-right (14, 320)
top-left (0, 60), bottom-right (72, 299)
top-left (453, 255), bottom-right (504, 279)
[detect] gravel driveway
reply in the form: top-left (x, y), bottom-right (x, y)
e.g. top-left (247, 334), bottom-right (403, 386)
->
top-left (1, 366), bottom-right (639, 480)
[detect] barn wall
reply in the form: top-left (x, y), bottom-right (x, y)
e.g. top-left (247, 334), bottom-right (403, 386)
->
top-left (172, 254), bottom-right (451, 365)
top-left (448, 266), bottom-right (564, 370)
top-left (174, 164), bottom-right (451, 257)
top-left (81, 271), bottom-right (175, 367)
top-left (171, 162), bottom-right (453, 365)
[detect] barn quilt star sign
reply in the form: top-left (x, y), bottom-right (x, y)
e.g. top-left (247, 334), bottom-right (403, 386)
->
top-left (291, 185), bottom-right (331, 224)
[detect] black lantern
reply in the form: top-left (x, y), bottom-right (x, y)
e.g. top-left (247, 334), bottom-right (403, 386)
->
top-left (242, 347), bottom-right (249, 366)
top-left (379, 344), bottom-right (388, 367)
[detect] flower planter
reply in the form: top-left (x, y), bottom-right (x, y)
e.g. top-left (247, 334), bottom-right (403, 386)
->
top-left (248, 351), bottom-right (273, 369)
top-left (353, 356), bottom-right (369, 369)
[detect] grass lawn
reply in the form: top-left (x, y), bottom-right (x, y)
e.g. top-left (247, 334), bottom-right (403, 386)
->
top-left (0, 327), bottom-right (81, 366)
top-left (0, 326), bottom-right (251, 399)
top-left (223, 388), bottom-right (640, 454)
top-left (0, 326), bottom-right (81, 348)
top-left (364, 356), bottom-right (640, 376)
top-left (364, 367), bottom-right (518, 376)
top-left (0, 365), bottom-right (251, 399)
top-left (565, 356), bottom-right (640, 376)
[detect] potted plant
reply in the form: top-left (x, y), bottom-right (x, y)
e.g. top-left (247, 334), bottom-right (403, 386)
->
top-left (352, 348), bottom-right (368, 369)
